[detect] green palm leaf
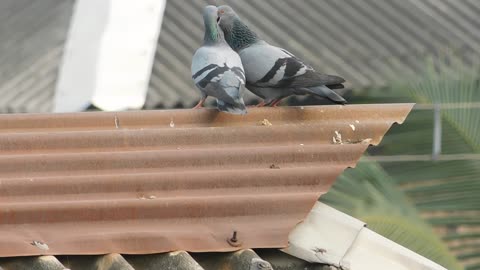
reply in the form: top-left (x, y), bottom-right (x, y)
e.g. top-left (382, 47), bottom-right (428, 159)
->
top-left (387, 57), bottom-right (480, 269)
top-left (322, 55), bottom-right (480, 270)
top-left (321, 161), bottom-right (463, 270)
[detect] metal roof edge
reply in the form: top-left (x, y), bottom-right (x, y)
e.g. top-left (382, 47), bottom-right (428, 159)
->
top-left (284, 202), bottom-right (447, 270)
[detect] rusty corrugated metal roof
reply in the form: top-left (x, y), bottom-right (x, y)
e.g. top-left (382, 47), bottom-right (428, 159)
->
top-left (0, 104), bottom-right (413, 257)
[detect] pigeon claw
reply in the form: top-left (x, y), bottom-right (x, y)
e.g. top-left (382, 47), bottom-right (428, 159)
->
top-left (270, 98), bottom-right (284, 107)
top-left (193, 97), bottom-right (207, 109)
top-left (256, 101), bottom-right (267, 107)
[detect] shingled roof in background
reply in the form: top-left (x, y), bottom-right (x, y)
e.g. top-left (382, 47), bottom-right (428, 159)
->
top-left (0, 0), bottom-right (479, 113)
top-left (145, 0), bottom-right (480, 108)
top-left (0, 249), bottom-right (332, 270)
top-left (0, 0), bottom-right (72, 113)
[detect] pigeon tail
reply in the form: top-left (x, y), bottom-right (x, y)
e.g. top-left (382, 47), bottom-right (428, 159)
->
top-left (304, 85), bottom-right (347, 105)
top-left (326, 83), bottom-right (345, 90)
top-left (217, 99), bottom-right (248, 115)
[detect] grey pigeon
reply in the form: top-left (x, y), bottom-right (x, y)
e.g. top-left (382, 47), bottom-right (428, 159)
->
top-left (191, 5), bottom-right (247, 115)
top-left (217, 5), bottom-right (346, 107)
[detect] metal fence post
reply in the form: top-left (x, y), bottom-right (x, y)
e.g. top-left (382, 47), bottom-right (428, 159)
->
top-left (432, 103), bottom-right (442, 161)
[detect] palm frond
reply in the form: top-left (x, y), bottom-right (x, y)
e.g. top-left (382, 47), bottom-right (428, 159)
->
top-left (405, 57), bottom-right (480, 151)
top-left (374, 55), bottom-right (480, 269)
top-left (321, 161), bottom-right (463, 270)
top-left (324, 54), bottom-right (480, 269)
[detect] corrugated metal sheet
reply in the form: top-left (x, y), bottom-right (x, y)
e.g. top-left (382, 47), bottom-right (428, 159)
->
top-left (0, 0), bottom-right (479, 113)
top-left (0, 104), bottom-right (413, 257)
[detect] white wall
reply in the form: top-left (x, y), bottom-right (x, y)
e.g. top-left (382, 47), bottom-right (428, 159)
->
top-left (54, 0), bottom-right (167, 112)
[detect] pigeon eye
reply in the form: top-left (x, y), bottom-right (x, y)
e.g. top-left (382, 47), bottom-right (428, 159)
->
top-left (219, 10), bottom-right (225, 14)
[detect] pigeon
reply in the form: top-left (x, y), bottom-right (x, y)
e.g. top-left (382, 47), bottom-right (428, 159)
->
top-left (191, 5), bottom-right (247, 115)
top-left (217, 5), bottom-right (347, 107)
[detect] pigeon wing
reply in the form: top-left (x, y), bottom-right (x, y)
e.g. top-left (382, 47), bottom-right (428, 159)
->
top-left (241, 44), bottom-right (344, 88)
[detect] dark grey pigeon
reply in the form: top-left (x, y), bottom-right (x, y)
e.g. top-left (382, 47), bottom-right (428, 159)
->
top-left (191, 5), bottom-right (247, 115)
top-left (217, 5), bottom-right (346, 107)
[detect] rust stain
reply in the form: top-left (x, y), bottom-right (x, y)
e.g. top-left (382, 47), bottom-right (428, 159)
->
top-left (0, 104), bottom-right (413, 257)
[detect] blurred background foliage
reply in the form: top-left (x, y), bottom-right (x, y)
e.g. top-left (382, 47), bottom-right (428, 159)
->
top-left (322, 56), bottom-right (480, 270)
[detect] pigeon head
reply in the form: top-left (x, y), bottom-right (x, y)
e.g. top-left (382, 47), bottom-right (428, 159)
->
top-left (203, 5), bottom-right (218, 18)
top-left (202, 5), bottom-right (224, 44)
top-left (217, 5), bottom-right (237, 20)
top-left (217, 5), bottom-right (237, 31)
top-left (218, 5), bottom-right (260, 52)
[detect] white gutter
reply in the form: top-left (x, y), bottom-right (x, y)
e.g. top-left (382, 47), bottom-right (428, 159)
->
top-left (54, 0), bottom-right (167, 112)
top-left (284, 202), bottom-right (447, 270)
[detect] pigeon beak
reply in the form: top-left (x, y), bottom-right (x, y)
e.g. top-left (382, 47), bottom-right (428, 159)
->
top-left (216, 16), bottom-right (221, 24)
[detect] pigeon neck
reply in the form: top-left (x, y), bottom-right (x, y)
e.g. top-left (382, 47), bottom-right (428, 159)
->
top-left (225, 18), bottom-right (260, 51)
top-left (204, 18), bottom-right (224, 45)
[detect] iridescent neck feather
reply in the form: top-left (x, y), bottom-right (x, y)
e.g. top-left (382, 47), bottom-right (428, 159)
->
top-left (223, 17), bottom-right (260, 51)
